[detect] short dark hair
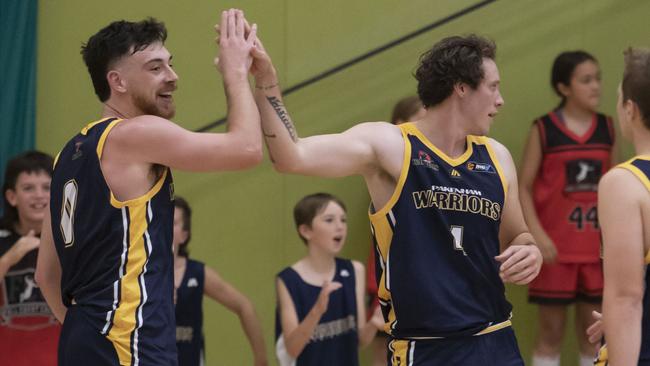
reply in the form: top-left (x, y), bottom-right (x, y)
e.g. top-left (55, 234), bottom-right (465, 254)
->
top-left (81, 18), bottom-right (167, 102)
top-left (1, 151), bottom-right (54, 229)
top-left (293, 193), bottom-right (346, 245)
top-left (415, 34), bottom-right (496, 108)
top-left (174, 196), bottom-right (192, 258)
top-left (551, 50), bottom-right (598, 107)
top-left (391, 96), bottom-right (423, 124)
top-left (622, 48), bottom-right (650, 129)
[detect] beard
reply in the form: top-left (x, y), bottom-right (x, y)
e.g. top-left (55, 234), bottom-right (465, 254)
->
top-left (133, 91), bottom-right (176, 119)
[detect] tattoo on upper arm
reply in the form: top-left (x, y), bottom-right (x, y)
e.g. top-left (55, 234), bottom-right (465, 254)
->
top-left (266, 96), bottom-right (298, 142)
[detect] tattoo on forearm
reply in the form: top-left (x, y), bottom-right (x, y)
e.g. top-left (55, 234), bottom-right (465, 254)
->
top-left (266, 96), bottom-right (298, 142)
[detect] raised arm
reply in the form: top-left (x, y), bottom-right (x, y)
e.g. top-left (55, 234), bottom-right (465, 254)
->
top-left (247, 34), bottom-right (390, 178)
top-left (599, 168), bottom-right (646, 365)
top-left (105, 10), bottom-right (262, 172)
top-left (35, 207), bottom-right (67, 323)
top-left (489, 138), bottom-right (542, 285)
top-left (203, 266), bottom-right (268, 366)
top-left (518, 124), bottom-right (557, 263)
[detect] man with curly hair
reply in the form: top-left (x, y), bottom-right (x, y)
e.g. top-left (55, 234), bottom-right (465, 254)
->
top-left (250, 33), bottom-right (542, 365)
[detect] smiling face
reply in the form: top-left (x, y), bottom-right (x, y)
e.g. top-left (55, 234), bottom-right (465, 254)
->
top-left (5, 171), bottom-right (51, 229)
top-left (461, 58), bottom-right (504, 135)
top-left (300, 201), bottom-right (348, 256)
top-left (113, 42), bottom-right (178, 118)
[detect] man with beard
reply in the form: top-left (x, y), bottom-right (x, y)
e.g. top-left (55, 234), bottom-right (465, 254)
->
top-left (35, 10), bottom-right (262, 366)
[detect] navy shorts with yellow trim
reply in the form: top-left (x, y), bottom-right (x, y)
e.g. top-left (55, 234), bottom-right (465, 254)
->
top-left (59, 306), bottom-right (120, 366)
top-left (387, 327), bottom-right (523, 366)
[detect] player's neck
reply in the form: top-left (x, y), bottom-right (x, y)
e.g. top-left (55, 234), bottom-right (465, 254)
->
top-left (304, 249), bottom-right (336, 274)
top-left (102, 99), bottom-right (138, 119)
top-left (632, 123), bottom-right (650, 156)
top-left (416, 107), bottom-right (470, 158)
top-left (561, 102), bottom-right (594, 124)
top-left (174, 254), bottom-right (186, 269)
top-left (14, 218), bottom-right (41, 236)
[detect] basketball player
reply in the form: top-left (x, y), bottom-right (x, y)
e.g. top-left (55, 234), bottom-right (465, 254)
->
top-left (35, 10), bottom-right (262, 366)
top-left (592, 48), bottom-right (650, 365)
top-left (519, 51), bottom-right (615, 366)
top-left (275, 193), bottom-right (383, 366)
top-left (248, 31), bottom-right (543, 364)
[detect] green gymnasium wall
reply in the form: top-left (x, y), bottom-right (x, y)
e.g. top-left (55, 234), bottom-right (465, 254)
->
top-left (36, 1), bottom-right (648, 364)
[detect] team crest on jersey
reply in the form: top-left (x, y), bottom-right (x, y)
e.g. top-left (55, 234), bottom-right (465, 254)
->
top-left (565, 159), bottom-right (601, 193)
top-left (1, 268), bottom-right (56, 329)
top-left (72, 141), bottom-right (83, 160)
top-left (466, 161), bottom-right (496, 173)
top-left (412, 150), bottom-right (439, 171)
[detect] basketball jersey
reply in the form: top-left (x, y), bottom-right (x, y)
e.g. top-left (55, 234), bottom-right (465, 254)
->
top-left (50, 118), bottom-right (176, 365)
top-left (275, 258), bottom-right (358, 366)
top-left (533, 111), bottom-right (614, 263)
top-left (175, 259), bottom-right (205, 366)
top-left (369, 122), bottom-right (512, 339)
top-left (595, 156), bottom-right (650, 365)
top-left (0, 229), bottom-right (60, 366)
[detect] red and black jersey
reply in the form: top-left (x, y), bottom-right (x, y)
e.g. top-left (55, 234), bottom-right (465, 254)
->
top-left (532, 110), bottom-right (614, 263)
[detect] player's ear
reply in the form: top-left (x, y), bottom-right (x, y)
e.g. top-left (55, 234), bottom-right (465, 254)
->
top-left (453, 82), bottom-right (467, 98)
top-left (5, 188), bottom-right (17, 207)
top-left (298, 224), bottom-right (312, 242)
top-left (107, 70), bottom-right (127, 95)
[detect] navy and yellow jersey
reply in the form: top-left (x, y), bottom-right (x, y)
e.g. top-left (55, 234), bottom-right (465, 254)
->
top-left (175, 259), bottom-right (205, 366)
top-left (50, 118), bottom-right (176, 366)
top-left (369, 122), bottom-right (512, 339)
top-left (275, 258), bottom-right (359, 366)
top-left (595, 156), bottom-right (650, 366)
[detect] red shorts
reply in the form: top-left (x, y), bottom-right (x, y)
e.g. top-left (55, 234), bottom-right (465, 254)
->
top-left (528, 262), bottom-right (603, 304)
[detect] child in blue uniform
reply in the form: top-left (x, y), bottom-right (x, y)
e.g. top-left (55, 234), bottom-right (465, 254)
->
top-left (172, 197), bottom-right (267, 366)
top-left (275, 193), bottom-right (382, 366)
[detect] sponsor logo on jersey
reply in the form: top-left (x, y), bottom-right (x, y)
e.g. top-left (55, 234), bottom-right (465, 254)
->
top-left (450, 169), bottom-right (461, 178)
top-left (466, 161), bottom-right (496, 173)
top-left (412, 150), bottom-right (439, 171)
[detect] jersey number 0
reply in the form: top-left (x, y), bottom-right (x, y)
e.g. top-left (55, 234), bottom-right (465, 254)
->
top-left (60, 180), bottom-right (78, 247)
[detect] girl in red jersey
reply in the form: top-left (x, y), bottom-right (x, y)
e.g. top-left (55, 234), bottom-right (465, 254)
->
top-left (519, 51), bottom-right (618, 366)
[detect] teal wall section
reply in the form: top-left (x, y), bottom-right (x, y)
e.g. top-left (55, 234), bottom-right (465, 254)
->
top-left (1, 0), bottom-right (37, 197)
top-left (36, 1), bottom-right (648, 364)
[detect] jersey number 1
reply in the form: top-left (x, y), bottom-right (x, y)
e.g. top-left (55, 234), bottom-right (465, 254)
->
top-left (60, 180), bottom-right (78, 247)
top-left (451, 225), bottom-right (467, 256)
